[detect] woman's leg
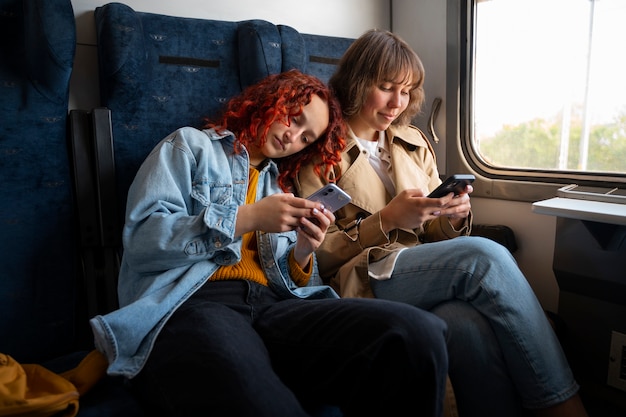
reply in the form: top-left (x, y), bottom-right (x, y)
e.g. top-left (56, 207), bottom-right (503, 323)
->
top-left (132, 280), bottom-right (312, 417)
top-left (431, 300), bottom-right (523, 417)
top-left (255, 296), bottom-right (449, 417)
top-left (370, 236), bottom-right (580, 411)
top-left (133, 279), bottom-right (449, 417)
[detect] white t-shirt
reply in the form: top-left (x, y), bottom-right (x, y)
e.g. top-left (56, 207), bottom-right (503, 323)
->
top-left (355, 130), bottom-right (396, 197)
top-left (354, 130), bottom-right (405, 280)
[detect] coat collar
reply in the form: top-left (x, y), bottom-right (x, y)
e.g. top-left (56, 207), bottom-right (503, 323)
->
top-left (343, 124), bottom-right (433, 155)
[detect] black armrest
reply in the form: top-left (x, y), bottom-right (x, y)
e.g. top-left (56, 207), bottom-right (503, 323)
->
top-left (68, 108), bottom-right (120, 324)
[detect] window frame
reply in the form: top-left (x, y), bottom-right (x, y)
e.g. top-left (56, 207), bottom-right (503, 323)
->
top-left (446, 0), bottom-right (626, 203)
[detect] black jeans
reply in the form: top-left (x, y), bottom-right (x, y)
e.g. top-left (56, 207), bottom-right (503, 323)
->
top-left (132, 280), bottom-right (448, 417)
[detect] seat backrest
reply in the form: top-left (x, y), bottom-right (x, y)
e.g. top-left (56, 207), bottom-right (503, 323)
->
top-left (94, 3), bottom-right (283, 229)
top-left (0, 0), bottom-right (78, 362)
top-left (278, 24), bottom-right (354, 84)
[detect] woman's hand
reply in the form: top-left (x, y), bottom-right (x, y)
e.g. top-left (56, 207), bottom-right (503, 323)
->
top-left (236, 193), bottom-right (331, 267)
top-left (380, 185), bottom-right (473, 233)
top-left (293, 205), bottom-right (334, 268)
top-left (236, 193), bottom-right (315, 234)
top-left (434, 184), bottom-right (473, 229)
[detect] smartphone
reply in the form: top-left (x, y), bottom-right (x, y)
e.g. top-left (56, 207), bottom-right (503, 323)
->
top-left (306, 183), bottom-right (352, 212)
top-left (427, 174), bottom-right (475, 198)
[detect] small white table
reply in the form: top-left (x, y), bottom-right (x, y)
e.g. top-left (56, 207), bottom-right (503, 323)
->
top-left (532, 195), bottom-right (626, 402)
top-left (532, 197), bottom-right (626, 226)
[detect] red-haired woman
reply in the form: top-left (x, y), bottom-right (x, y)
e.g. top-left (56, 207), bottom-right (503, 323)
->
top-left (89, 70), bottom-right (449, 417)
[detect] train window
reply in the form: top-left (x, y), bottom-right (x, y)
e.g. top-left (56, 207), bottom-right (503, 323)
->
top-left (470, 0), bottom-right (626, 175)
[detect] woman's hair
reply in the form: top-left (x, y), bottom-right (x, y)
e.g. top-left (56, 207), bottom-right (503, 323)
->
top-left (329, 29), bottom-right (425, 126)
top-left (206, 69), bottom-right (346, 191)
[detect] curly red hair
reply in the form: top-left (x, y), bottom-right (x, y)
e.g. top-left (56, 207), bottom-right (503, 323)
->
top-left (205, 70), bottom-right (346, 191)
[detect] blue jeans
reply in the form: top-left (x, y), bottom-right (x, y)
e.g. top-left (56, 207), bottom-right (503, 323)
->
top-left (370, 236), bottom-right (579, 411)
top-left (131, 280), bottom-right (448, 417)
top-left (431, 300), bottom-right (523, 417)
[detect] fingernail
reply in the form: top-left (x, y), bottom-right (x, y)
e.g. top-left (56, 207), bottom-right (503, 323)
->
top-left (312, 208), bottom-right (319, 214)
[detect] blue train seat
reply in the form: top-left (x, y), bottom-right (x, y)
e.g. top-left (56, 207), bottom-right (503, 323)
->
top-left (94, 3), bottom-right (282, 231)
top-left (278, 24), bottom-right (355, 84)
top-left (0, 0), bottom-right (81, 363)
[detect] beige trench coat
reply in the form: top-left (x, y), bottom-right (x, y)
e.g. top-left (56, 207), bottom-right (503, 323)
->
top-left (295, 124), bottom-right (472, 298)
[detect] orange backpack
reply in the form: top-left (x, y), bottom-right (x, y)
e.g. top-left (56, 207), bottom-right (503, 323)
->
top-left (0, 350), bottom-right (107, 417)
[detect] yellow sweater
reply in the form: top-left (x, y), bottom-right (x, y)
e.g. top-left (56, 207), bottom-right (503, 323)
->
top-left (211, 167), bottom-right (312, 286)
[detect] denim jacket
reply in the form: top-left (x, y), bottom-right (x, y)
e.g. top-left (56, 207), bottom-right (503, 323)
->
top-left (90, 127), bottom-right (338, 378)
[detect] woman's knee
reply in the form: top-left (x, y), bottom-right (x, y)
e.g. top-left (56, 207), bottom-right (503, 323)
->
top-left (454, 236), bottom-right (523, 284)
top-left (383, 301), bottom-right (448, 355)
top-left (347, 298), bottom-right (448, 352)
top-left (459, 236), bottom-right (514, 262)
